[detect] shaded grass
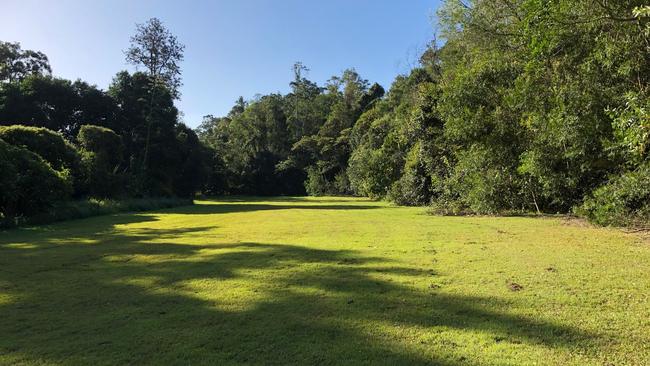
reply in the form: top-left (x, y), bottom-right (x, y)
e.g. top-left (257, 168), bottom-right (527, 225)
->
top-left (0, 197), bottom-right (649, 365)
top-left (0, 197), bottom-right (193, 229)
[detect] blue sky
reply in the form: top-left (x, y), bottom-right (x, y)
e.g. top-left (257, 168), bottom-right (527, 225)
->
top-left (1, 0), bottom-right (441, 127)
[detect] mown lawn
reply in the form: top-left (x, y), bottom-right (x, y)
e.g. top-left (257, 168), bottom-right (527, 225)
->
top-left (1, 197), bottom-right (649, 365)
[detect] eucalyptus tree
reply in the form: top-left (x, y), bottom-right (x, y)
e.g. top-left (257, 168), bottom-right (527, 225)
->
top-left (125, 18), bottom-right (185, 98)
top-left (125, 18), bottom-right (185, 182)
top-left (0, 41), bottom-right (51, 83)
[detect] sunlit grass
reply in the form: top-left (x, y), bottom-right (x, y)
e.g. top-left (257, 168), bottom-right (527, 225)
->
top-left (0, 197), bottom-right (648, 365)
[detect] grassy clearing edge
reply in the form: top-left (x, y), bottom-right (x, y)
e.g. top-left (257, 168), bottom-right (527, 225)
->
top-left (0, 197), bottom-right (193, 229)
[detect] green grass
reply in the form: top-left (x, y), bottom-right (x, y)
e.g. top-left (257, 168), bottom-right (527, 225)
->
top-left (1, 197), bottom-right (649, 365)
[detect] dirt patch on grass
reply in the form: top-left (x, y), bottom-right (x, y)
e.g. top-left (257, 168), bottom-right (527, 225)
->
top-left (507, 282), bottom-right (524, 292)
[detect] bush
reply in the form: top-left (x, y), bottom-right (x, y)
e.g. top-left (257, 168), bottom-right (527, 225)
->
top-left (441, 146), bottom-right (525, 214)
top-left (0, 125), bottom-right (80, 172)
top-left (20, 197), bottom-right (192, 228)
top-left (77, 125), bottom-right (125, 198)
top-left (304, 166), bottom-right (350, 196)
top-left (304, 166), bottom-right (329, 196)
top-left (0, 125), bottom-right (83, 196)
top-left (348, 145), bottom-right (397, 198)
top-left (0, 138), bottom-right (71, 224)
top-left (388, 142), bottom-right (432, 206)
top-left (333, 171), bottom-right (351, 195)
top-left (578, 163), bottom-right (650, 227)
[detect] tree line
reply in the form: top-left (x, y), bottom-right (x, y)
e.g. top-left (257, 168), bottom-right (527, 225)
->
top-left (1, 18), bottom-right (208, 224)
top-left (2, 1), bottom-right (648, 227)
top-left (198, 1), bottom-right (648, 226)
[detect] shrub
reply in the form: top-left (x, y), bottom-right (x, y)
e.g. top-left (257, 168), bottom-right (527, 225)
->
top-left (441, 146), bottom-right (525, 214)
top-left (304, 166), bottom-right (329, 196)
top-left (0, 125), bottom-right (80, 172)
top-left (333, 171), bottom-right (351, 195)
top-left (0, 138), bottom-right (71, 223)
top-left (388, 141), bottom-right (432, 206)
top-left (0, 125), bottom-right (83, 196)
top-left (578, 163), bottom-right (650, 227)
top-left (77, 125), bottom-right (124, 198)
top-left (348, 145), bottom-right (397, 198)
top-left (22, 197), bottom-right (192, 227)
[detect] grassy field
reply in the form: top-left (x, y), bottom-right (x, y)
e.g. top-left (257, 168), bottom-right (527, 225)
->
top-left (1, 197), bottom-right (649, 365)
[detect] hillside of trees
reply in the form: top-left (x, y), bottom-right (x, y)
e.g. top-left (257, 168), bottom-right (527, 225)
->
top-left (2, 1), bottom-right (648, 227)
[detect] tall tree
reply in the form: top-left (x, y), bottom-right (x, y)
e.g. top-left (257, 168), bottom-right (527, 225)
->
top-left (125, 18), bottom-right (185, 98)
top-left (108, 71), bottom-right (180, 196)
top-left (288, 62), bottom-right (323, 139)
top-left (0, 41), bottom-right (51, 83)
top-left (125, 18), bottom-right (185, 181)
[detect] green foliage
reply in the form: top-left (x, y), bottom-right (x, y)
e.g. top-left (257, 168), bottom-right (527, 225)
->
top-left (78, 124), bottom-right (123, 154)
top-left (287, 63), bottom-right (328, 140)
top-left (108, 71), bottom-right (187, 197)
top-left (201, 94), bottom-right (303, 195)
top-left (304, 166), bottom-right (329, 196)
top-left (172, 123), bottom-right (210, 198)
top-left (348, 69), bottom-right (445, 205)
top-left (0, 70), bottom-right (211, 202)
top-left (347, 75), bottom-right (414, 198)
top-left (578, 163), bottom-right (650, 227)
top-left (0, 25), bottom-right (209, 225)
top-left (0, 125), bottom-right (82, 196)
top-left (13, 197), bottom-right (191, 228)
top-left (125, 18), bottom-right (185, 99)
top-left (296, 68), bottom-right (377, 195)
top-left (437, 45), bottom-right (524, 213)
top-left (0, 41), bottom-right (51, 82)
top-left (430, 0), bottom-right (649, 222)
top-left (449, 146), bottom-right (524, 214)
top-left (77, 125), bottom-right (125, 198)
top-left (348, 143), bottom-right (397, 198)
top-left (0, 138), bottom-right (70, 223)
top-left (388, 141), bottom-right (432, 206)
top-left (609, 92), bottom-right (649, 165)
top-left (0, 75), bottom-right (117, 138)
top-left (2, 1), bottom-right (648, 227)
top-left (198, 67), bottom-right (384, 196)
top-left (0, 124), bottom-right (80, 171)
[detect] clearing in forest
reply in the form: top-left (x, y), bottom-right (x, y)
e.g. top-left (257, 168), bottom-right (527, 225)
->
top-left (1, 197), bottom-right (648, 365)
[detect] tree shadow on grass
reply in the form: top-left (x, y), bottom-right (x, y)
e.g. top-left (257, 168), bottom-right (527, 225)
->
top-left (0, 214), bottom-right (600, 365)
top-left (170, 203), bottom-right (382, 215)
top-left (208, 196), bottom-right (374, 204)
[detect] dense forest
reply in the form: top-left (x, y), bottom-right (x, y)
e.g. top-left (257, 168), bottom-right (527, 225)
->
top-left (1, 1), bottom-right (648, 227)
